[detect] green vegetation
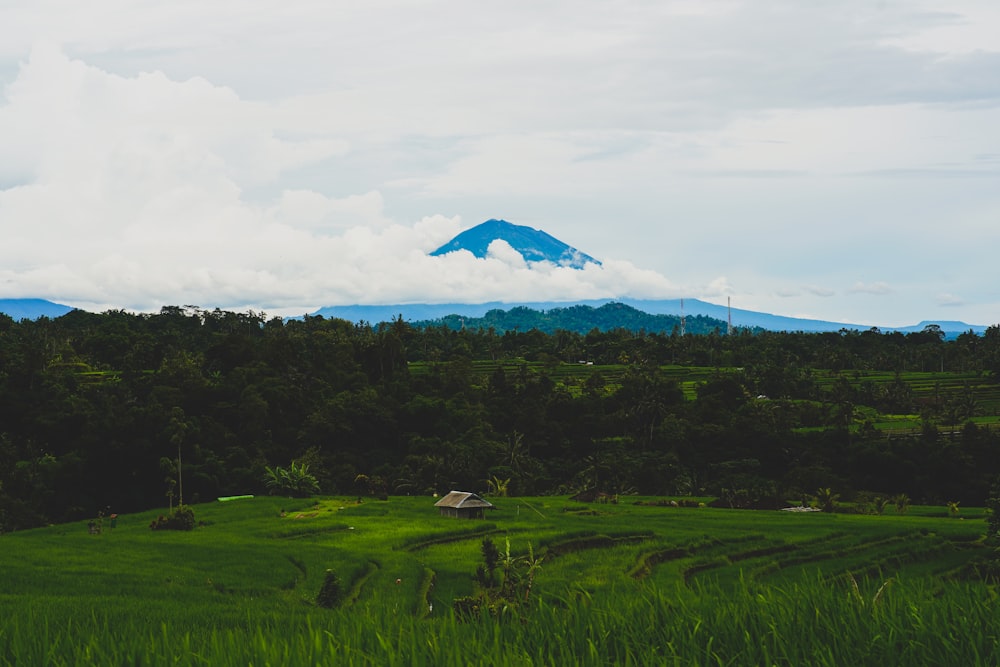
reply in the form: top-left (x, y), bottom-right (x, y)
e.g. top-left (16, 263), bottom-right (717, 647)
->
top-left (414, 302), bottom-right (732, 336)
top-left (3, 307), bottom-right (1000, 532)
top-left (263, 461), bottom-right (321, 497)
top-left (1, 495), bottom-right (998, 665)
top-left (148, 504), bottom-right (195, 530)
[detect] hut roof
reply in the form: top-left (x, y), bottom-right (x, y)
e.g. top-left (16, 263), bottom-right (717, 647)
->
top-left (434, 491), bottom-right (495, 510)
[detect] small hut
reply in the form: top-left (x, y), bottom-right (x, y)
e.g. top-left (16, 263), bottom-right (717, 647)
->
top-left (434, 491), bottom-right (495, 519)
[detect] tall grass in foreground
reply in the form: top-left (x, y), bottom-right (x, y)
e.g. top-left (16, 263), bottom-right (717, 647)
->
top-left (2, 574), bottom-right (996, 666)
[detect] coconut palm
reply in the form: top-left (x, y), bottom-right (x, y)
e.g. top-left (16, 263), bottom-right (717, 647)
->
top-left (894, 493), bottom-right (911, 515)
top-left (486, 476), bottom-right (511, 497)
top-left (814, 487), bottom-right (840, 513)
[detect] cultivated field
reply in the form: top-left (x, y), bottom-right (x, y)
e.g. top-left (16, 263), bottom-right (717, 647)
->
top-left (1, 495), bottom-right (997, 666)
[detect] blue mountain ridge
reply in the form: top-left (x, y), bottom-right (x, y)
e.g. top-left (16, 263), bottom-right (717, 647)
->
top-left (311, 298), bottom-right (987, 337)
top-left (0, 298), bottom-right (74, 320)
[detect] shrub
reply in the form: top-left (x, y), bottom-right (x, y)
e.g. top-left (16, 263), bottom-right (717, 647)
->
top-left (149, 505), bottom-right (195, 531)
top-left (316, 569), bottom-right (343, 609)
top-left (264, 462), bottom-right (320, 497)
top-left (454, 537), bottom-right (543, 619)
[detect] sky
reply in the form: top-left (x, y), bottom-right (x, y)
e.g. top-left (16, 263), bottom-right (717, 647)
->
top-left (1, 1), bottom-right (998, 327)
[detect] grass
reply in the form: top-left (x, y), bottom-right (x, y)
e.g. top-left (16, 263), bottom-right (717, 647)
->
top-left (1, 495), bottom-right (998, 665)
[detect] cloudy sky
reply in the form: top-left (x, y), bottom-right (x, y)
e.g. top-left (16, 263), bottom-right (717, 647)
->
top-left (1, 1), bottom-right (998, 326)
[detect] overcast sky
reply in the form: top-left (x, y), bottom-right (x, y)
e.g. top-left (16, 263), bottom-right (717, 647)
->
top-left (1, 1), bottom-right (998, 326)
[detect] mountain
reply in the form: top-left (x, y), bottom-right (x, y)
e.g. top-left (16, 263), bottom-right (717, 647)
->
top-left (0, 298), bottom-right (74, 320)
top-left (311, 298), bottom-right (987, 339)
top-left (430, 218), bottom-right (600, 268)
top-left (8, 222), bottom-right (978, 336)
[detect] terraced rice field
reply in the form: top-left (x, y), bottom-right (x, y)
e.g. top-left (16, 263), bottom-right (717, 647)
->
top-left (1, 495), bottom-right (996, 666)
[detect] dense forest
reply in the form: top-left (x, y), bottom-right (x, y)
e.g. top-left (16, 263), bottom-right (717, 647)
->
top-left (2, 305), bottom-right (1000, 531)
top-left (413, 302), bottom-right (736, 336)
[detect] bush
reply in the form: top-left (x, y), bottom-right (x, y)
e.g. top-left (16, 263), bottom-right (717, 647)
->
top-left (453, 537), bottom-right (542, 619)
top-left (264, 462), bottom-right (320, 498)
top-left (316, 569), bottom-right (343, 609)
top-left (149, 505), bottom-right (195, 531)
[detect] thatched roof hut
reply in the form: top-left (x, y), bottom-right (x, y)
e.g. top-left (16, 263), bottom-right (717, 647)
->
top-left (434, 491), bottom-right (495, 519)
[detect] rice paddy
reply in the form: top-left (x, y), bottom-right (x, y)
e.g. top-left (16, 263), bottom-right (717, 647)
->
top-left (1, 495), bottom-right (997, 665)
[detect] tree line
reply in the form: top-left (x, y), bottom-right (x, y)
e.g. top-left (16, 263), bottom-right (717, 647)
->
top-left (2, 306), bottom-right (1000, 530)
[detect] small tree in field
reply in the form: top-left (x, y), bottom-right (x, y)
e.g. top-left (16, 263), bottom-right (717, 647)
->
top-left (264, 462), bottom-right (320, 497)
top-left (486, 476), bottom-right (510, 498)
top-left (316, 569), bottom-right (343, 608)
top-left (814, 487), bottom-right (840, 513)
top-left (454, 537), bottom-right (543, 618)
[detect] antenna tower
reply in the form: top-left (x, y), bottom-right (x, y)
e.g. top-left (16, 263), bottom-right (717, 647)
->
top-left (727, 297), bottom-right (733, 336)
top-left (680, 298), bottom-right (685, 336)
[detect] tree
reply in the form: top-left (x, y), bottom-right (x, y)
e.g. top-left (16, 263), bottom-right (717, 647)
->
top-left (814, 487), bottom-right (840, 513)
top-left (894, 493), bottom-right (911, 515)
top-left (264, 462), bottom-right (320, 497)
top-left (486, 476), bottom-right (510, 498)
top-left (456, 536), bottom-right (542, 618)
top-left (522, 541), bottom-right (543, 602)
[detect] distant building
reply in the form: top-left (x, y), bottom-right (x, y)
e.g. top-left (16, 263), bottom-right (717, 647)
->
top-left (434, 491), bottom-right (495, 519)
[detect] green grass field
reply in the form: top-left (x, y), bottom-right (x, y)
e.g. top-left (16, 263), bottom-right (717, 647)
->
top-left (2, 495), bottom-right (998, 666)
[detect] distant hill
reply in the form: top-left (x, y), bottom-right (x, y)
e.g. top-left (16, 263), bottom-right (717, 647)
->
top-left (0, 298), bottom-right (74, 320)
top-left (414, 302), bottom-right (733, 336)
top-left (311, 298), bottom-right (987, 338)
top-left (430, 218), bottom-right (600, 268)
top-left (612, 299), bottom-right (988, 337)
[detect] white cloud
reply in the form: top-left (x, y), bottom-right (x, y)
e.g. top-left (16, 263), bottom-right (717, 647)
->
top-left (269, 190), bottom-right (392, 232)
top-left (703, 277), bottom-right (735, 298)
top-left (803, 286), bottom-right (836, 298)
top-left (0, 2), bottom-right (999, 327)
top-left (849, 282), bottom-right (894, 295)
top-left (0, 47), bottom-right (686, 313)
top-left (486, 240), bottom-right (530, 269)
top-left (937, 293), bottom-right (965, 307)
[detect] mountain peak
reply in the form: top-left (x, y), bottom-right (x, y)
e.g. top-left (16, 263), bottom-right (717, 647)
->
top-left (430, 219), bottom-right (600, 269)
top-left (0, 298), bottom-right (74, 320)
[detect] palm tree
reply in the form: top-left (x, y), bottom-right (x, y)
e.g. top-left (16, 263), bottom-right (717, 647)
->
top-left (894, 493), bottom-right (911, 515)
top-left (264, 462), bottom-right (320, 497)
top-left (487, 476), bottom-right (511, 498)
top-left (814, 487), bottom-right (840, 513)
top-left (522, 542), bottom-right (544, 602)
top-left (504, 432), bottom-right (528, 477)
top-left (946, 500), bottom-right (961, 517)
